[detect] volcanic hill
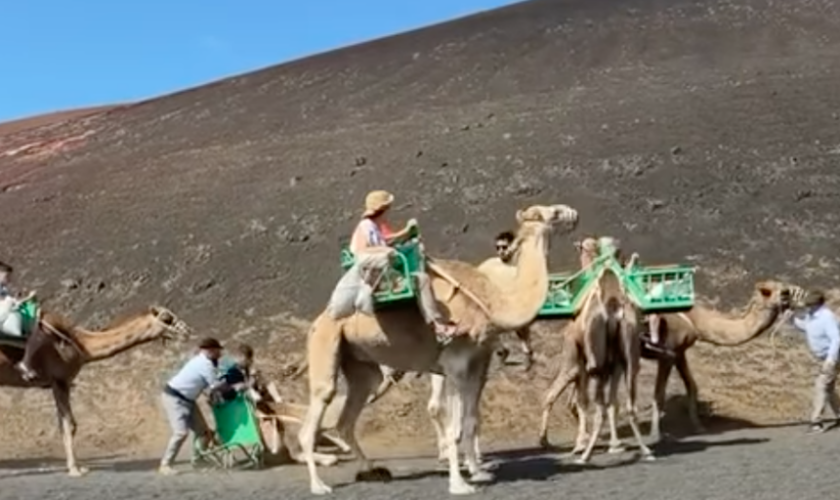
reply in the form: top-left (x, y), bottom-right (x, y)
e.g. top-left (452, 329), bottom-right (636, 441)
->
top-left (1, 0), bottom-right (839, 459)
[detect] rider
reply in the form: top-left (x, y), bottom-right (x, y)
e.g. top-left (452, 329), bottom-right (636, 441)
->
top-left (349, 190), bottom-right (461, 340)
top-left (0, 261), bottom-right (41, 379)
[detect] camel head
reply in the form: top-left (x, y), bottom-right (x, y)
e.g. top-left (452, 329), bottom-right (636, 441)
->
top-left (751, 281), bottom-right (793, 313)
top-left (148, 305), bottom-right (192, 345)
top-left (573, 236), bottom-right (603, 268)
top-left (513, 204), bottom-right (579, 254)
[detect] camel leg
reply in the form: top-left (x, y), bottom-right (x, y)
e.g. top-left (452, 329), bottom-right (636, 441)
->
top-left (428, 374), bottom-right (449, 463)
top-left (621, 329), bottom-right (654, 460)
top-left (675, 354), bottom-right (705, 433)
top-left (649, 359), bottom-right (674, 441)
top-left (440, 376), bottom-right (475, 495)
top-left (52, 382), bottom-right (88, 477)
top-left (462, 350), bottom-right (493, 481)
top-left (577, 378), bottom-right (607, 464)
top-left (298, 316), bottom-right (343, 495)
top-left (606, 369), bottom-right (625, 454)
top-left (570, 379), bottom-right (589, 455)
top-left (334, 359), bottom-right (385, 481)
top-left (538, 364), bottom-right (578, 448)
top-left (514, 326), bottom-right (534, 371)
top-left (367, 366), bottom-right (404, 405)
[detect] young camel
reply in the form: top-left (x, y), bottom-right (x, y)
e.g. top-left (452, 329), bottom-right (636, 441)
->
top-left (543, 280), bottom-right (793, 453)
top-left (298, 203), bottom-right (579, 496)
top-left (0, 305), bottom-right (190, 476)
top-left (537, 238), bottom-right (652, 462)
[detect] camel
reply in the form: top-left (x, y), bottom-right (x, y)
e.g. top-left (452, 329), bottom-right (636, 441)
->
top-left (0, 305), bottom-right (190, 476)
top-left (362, 240), bottom-right (540, 467)
top-left (639, 281), bottom-right (793, 440)
top-left (540, 280), bottom-right (793, 453)
top-left (297, 203), bottom-right (579, 495)
top-left (537, 237), bottom-right (652, 462)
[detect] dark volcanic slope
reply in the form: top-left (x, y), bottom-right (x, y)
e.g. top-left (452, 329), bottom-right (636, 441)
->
top-left (2, 0), bottom-right (840, 333)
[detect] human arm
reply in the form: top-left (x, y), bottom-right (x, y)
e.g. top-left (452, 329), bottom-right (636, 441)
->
top-left (823, 314), bottom-right (840, 367)
top-left (384, 218), bottom-right (419, 245)
top-left (791, 313), bottom-right (807, 332)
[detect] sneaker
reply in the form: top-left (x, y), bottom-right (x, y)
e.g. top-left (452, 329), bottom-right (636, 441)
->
top-left (807, 423), bottom-right (826, 434)
top-left (158, 464), bottom-right (179, 475)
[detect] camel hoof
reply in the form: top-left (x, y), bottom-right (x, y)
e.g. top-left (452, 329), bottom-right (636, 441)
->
top-left (608, 443), bottom-right (626, 454)
top-left (310, 480), bottom-right (333, 495)
top-left (355, 466), bottom-right (393, 483)
top-left (68, 466), bottom-right (89, 477)
top-left (449, 481), bottom-right (477, 495)
top-left (470, 470), bottom-right (494, 483)
top-left (573, 457), bottom-right (589, 465)
top-left (641, 451), bottom-right (656, 462)
top-left (319, 456), bottom-right (339, 467)
top-left (538, 436), bottom-right (551, 449)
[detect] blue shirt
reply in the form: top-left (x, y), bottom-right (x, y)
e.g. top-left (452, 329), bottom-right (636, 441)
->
top-left (166, 352), bottom-right (219, 401)
top-left (792, 305), bottom-right (840, 363)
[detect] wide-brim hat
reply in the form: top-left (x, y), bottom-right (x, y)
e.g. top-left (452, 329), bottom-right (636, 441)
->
top-left (198, 337), bottom-right (223, 350)
top-left (363, 190), bottom-right (394, 217)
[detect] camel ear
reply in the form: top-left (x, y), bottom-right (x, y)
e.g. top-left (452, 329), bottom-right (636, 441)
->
top-left (515, 209), bottom-right (525, 224)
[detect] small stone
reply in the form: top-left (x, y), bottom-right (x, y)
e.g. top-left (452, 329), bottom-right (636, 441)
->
top-left (354, 156), bottom-right (367, 166)
top-left (671, 146), bottom-right (682, 155)
top-left (61, 279), bottom-right (80, 290)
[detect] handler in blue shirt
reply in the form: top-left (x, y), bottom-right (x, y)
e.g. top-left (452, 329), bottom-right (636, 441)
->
top-left (791, 290), bottom-right (840, 433)
top-left (158, 337), bottom-right (225, 475)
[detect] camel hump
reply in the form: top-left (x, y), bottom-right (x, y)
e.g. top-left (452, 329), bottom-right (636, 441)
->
top-left (425, 259), bottom-right (495, 318)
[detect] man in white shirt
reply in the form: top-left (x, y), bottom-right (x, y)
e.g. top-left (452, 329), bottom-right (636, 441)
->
top-left (158, 337), bottom-right (224, 475)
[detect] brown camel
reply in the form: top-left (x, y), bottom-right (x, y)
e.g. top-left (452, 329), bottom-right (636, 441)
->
top-left (298, 203), bottom-right (579, 495)
top-left (0, 305), bottom-right (190, 476)
top-left (537, 237), bottom-right (652, 462)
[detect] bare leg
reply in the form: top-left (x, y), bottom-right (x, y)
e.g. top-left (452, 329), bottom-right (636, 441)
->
top-left (674, 354), bottom-right (704, 433)
top-left (298, 316), bottom-right (343, 495)
top-left (52, 382), bottom-right (88, 477)
top-left (413, 272), bottom-right (458, 337)
top-left (649, 359), bottom-right (674, 441)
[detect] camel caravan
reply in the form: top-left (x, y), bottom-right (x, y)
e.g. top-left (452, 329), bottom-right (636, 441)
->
top-left (0, 189), bottom-right (811, 496)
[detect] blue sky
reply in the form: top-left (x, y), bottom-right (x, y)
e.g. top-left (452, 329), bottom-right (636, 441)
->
top-left (0, 0), bottom-right (517, 123)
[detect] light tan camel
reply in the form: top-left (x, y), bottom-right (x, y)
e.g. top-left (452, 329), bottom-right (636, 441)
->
top-left (537, 238), bottom-right (652, 462)
top-left (639, 281), bottom-right (793, 440)
top-left (298, 203), bottom-right (578, 495)
top-left (0, 305), bottom-right (190, 476)
top-left (542, 280), bottom-right (793, 453)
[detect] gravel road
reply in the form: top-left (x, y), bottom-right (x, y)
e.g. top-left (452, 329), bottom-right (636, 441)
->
top-left (1, 424), bottom-right (836, 500)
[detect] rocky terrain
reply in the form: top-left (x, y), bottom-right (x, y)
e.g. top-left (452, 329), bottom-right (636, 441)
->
top-left (0, 0), bottom-right (838, 469)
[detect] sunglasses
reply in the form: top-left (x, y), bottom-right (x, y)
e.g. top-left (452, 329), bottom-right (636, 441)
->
top-left (496, 243), bottom-right (510, 250)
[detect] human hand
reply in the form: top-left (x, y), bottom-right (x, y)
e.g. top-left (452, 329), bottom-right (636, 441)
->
top-left (406, 218), bottom-right (418, 228)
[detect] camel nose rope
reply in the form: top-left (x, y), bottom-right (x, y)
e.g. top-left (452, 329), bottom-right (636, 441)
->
top-left (769, 308), bottom-right (794, 369)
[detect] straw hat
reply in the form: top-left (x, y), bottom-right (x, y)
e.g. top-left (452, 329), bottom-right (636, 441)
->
top-left (362, 190), bottom-right (394, 217)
